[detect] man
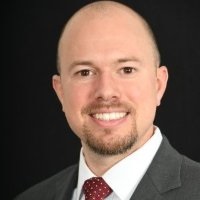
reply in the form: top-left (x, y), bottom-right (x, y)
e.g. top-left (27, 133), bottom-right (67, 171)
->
top-left (15, 1), bottom-right (200, 200)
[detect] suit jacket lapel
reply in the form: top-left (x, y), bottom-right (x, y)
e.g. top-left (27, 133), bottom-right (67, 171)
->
top-left (130, 173), bottom-right (162, 200)
top-left (55, 164), bottom-right (78, 200)
top-left (130, 135), bottom-right (182, 200)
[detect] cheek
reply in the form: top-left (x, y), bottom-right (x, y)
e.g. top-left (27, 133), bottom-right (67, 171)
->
top-left (63, 85), bottom-right (85, 113)
top-left (125, 79), bottom-right (157, 134)
top-left (62, 84), bottom-right (91, 127)
top-left (125, 82), bottom-right (156, 102)
top-left (61, 87), bottom-right (83, 137)
top-left (126, 78), bottom-right (158, 114)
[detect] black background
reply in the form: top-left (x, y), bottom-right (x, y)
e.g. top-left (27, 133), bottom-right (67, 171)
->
top-left (3, 0), bottom-right (200, 199)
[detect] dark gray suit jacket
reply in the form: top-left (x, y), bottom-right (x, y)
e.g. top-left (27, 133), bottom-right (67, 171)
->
top-left (15, 136), bottom-right (200, 200)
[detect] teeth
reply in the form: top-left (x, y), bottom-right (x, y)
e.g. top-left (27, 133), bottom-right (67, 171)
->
top-left (93, 112), bottom-right (127, 121)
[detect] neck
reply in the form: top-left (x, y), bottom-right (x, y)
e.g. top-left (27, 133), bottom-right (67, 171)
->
top-left (82, 147), bottom-right (133, 176)
top-left (81, 127), bottom-right (154, 176)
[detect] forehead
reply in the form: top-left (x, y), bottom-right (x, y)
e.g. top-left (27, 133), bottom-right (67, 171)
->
top-left (58, 6), bottom-right (155, 68)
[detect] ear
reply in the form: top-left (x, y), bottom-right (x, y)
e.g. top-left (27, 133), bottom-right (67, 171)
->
top-left (52, 75), bottom-right (64, 110)
top-left (156, 66), bottom-right (168, 106)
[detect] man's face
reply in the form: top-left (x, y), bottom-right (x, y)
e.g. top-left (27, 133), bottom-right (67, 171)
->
top-left (53, 12), bottom-right (168, 155)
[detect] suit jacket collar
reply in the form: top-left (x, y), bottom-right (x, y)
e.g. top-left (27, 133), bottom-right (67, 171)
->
top-left (130, 135), bottom-right (182, 200)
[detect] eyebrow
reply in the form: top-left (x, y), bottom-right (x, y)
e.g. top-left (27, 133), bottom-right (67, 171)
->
top-left (68, 61), bottom-right (93, 71)
top-left (68, 57), bottom-right (140, 70)
top-left (116, 57), bottom-right (140, 63)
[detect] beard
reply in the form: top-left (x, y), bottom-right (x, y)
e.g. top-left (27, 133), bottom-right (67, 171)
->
top-left (81, 101), bottom-right (138, 156)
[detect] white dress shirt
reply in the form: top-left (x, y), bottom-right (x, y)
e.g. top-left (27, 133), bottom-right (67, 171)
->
top-left (72, 127), bottom-right (162, 200)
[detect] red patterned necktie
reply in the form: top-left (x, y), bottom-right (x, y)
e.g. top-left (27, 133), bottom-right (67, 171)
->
top-left (83, 177), bottom-right (113, 200)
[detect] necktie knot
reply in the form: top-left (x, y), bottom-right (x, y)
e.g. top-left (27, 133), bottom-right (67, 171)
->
top-left (83, 177), bottom-right (112, 200)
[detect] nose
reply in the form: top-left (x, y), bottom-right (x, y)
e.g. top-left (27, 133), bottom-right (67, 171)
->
top-left (94, 72), bottom-right (121, 102)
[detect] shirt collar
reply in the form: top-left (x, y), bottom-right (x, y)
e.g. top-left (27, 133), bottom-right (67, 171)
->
top-left (76, 148), bottom-right (96, 199)
top-left (76, 127), bottom-right (162, 200)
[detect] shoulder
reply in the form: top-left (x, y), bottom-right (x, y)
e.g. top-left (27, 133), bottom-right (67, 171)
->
top-left (182, 155), bottom-right (200, 172)
top-left (14, 164), bottom-right (78, 200)
top-left (148, 135), bottom-right (200, 199)
top-left (175, 156), bottom-right (200, 199)
top-left (163, 135), bottom-right (200, 189)
top-left (181, 156), bottom-right (200, 185)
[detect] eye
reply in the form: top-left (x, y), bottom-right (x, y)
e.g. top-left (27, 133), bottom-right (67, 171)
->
top-left (77, 69), bottom-right (94, 76)
top-left (121, 66), bottom-right (135, 74)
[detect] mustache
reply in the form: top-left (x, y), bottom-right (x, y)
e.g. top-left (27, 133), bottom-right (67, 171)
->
top-left (81, 101), bottom-right (135, 115)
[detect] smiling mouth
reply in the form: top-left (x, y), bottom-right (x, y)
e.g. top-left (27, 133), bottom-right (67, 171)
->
top-left (91, 112), bottom-right (128, 121)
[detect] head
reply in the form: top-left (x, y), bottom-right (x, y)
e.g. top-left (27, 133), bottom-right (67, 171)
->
top-left (52, 1), bottom-right (168, 157)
